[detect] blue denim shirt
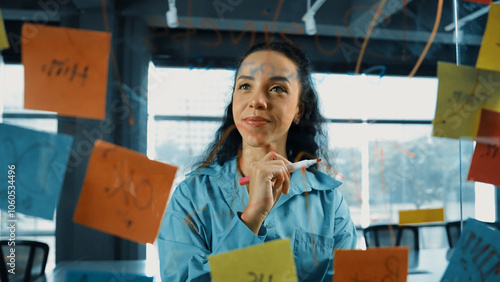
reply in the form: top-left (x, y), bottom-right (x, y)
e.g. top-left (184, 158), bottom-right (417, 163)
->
top-left (157, 157), bottom-right (357, 281)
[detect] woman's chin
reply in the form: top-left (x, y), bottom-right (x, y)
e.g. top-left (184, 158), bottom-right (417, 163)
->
top-left (243, 138), bottom-right (271, 150)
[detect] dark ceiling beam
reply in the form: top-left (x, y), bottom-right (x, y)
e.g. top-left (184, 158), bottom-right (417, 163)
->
top-left (0, 8), bottom-right (60, 22)
top-left (348, 0), bottom-right (415, 30)
top-left (119, 0), bottom-right (483, 46)
top-left (71, 0), bottom-right (114, 10)
top-left (138, 15), bottom-right (482, 46)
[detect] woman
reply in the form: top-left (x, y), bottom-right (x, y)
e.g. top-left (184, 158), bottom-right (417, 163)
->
top-left (157, 39), bottom-right (357, 281)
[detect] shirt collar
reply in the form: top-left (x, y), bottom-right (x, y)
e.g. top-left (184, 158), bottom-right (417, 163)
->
top-left (189, 157), bottom-right (342, 212)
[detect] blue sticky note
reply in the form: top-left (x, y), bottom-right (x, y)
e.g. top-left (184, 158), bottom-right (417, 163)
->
top-left (441, 218), bottom-right (500, 282)
top-left (65, 269), bottom-right (154, 282)
top-left (0, 124), bottom-right (73, 220)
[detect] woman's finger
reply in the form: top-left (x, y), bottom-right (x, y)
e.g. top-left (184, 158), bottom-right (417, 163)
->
top-left (273, 172), bottom-right (285, 189)
top-left (282, 171), bottom-right (291, 195)
top-left (263, 151), bottom-right (292, 165)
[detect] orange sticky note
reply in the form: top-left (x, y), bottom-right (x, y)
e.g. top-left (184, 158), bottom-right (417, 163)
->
top-left (73, 140), bottom-right (177, 244)
top-left (475, 108), bottom-right (500, 146)
top-left (0, 9), bottom-right (8, 50)
top-left (467, 142), bottom-right (500, 186)
top-left (22, 24), bottom-right (111, 120)
top-left (334, 247), bottom-right (408, 282)
top-left (468, 109), bottom-right (500, 186)
top-left (398, 208), bottom-right (445, 225)
top-left (208, 239), bottom-right (298, 282)
top-left (477, 3), bottom-right (500, 71)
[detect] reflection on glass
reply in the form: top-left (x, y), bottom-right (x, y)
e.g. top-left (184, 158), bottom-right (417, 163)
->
top-left (314, 73), bottom-right (438, 120)
top-left (1, 64), bottom-right (59, 273)
top-left (151, 120), bottom-right (222, 187)
top-left (148, 63), bottom-right (233, 117)
top-left (148, 66), bottom-right (497, 250)
top-left (366, 125), bottom-right (475, 225)
top-left (2, 64), bottom-right (56, 115)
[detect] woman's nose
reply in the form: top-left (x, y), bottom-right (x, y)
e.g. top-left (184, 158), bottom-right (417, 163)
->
top-left (249, 89), bottom-right (267, 110)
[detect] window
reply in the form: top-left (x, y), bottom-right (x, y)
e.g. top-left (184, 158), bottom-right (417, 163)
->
top-left (0, 61), bottom-right (57, 272)
top-left (147, 64), bottom-right (496, 249)
top-left (147, 64), bottom-right (234, 187)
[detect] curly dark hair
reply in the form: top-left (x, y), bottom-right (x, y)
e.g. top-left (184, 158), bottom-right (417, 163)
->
top-left (196, 37), bottom-right (331, 169)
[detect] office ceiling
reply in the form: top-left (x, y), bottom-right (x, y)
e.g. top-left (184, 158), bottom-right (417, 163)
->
top-left (0, 0), bottom-right (490, 76)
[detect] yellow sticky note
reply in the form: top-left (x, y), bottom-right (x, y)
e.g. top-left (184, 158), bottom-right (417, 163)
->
top-left (208, 239), bottom-right (298, 282)
top-left (398, 208), bottom-right (445, 225)
top-left (476, 3), bottom-right (500, 72)
top-left (0, 9), bottom-right (9, 50)
top-left (334, 247), bottom-right (408, 282)
top-left (432, 62), bottom-right (500, 139)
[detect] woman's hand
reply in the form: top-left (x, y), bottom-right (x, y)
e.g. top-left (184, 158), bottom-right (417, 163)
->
top-left (241, 152), bottom-right (291, 234)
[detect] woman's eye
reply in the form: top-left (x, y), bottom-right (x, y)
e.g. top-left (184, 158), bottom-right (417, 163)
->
top-left (238, 83), bottom-right (251, 90)
top-left (270, 86), bottom-right (287, 93)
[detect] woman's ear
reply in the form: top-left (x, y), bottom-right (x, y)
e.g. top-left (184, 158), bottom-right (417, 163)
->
top-left (294, 102), bottom-right (305, 124)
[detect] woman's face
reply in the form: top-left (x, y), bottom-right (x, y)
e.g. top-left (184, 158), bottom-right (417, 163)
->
top-left (232, 50), bottom-right (303, 151)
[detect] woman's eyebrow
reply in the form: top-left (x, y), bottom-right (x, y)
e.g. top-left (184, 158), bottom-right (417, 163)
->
top-left (236, 75), bottom-right (292, 85)
top-left (236, 75), bottom-right (254, 81)
top-left (269, 76), bottom-right (291, 85)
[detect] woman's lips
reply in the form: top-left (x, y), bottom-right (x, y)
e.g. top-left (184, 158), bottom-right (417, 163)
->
top-left (243, 116), bottom-right (270, 127)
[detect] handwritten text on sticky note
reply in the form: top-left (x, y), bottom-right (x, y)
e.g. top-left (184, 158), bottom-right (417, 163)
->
top-left (467, 109), bottom-right (500, 186)
top-left (442, 218), bottom-right (500, 281)
top-left (467, 142), bottom-right (500, 186)
top-left (73, 140), bottom-right (177, 244)
top-left (334, 247), bottom-right (408, 282)
top-left (22, 24), bottom-right (111, 120)
top-left (432, 62), bottom-right (500, 139)
top-left (208, 239), bottom-right (298, 282)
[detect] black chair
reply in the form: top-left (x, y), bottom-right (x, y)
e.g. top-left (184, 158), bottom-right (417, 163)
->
top-left (445, 221), bottom-right (462, 249)
top-left (363, 224), bottom-right (420, 250)
top-left (0, 240), bottom-right (49, 282)
top-left (364, 224), bottom-right (420, 269)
